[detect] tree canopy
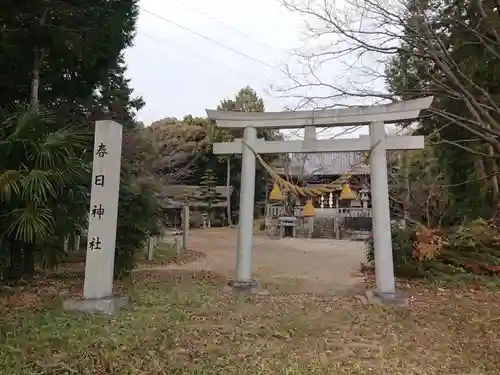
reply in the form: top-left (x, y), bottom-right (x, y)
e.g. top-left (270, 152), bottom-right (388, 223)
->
top-left (0, 0), bottom-right (142, 123)
top-left (141, 86), bottom-right (281, 218)
top-left (384, 0), bottom-right (500, 221)
top-left (0, 0), bottom-right (155, 280)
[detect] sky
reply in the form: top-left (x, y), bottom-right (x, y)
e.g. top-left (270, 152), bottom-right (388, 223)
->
top-left (125, 0), bottom-right (304, 126)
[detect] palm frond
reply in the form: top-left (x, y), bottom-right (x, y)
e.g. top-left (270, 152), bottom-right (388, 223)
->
top-left (49, 159), bottom-right (90, 192)
top-left (0, 103), bottom-right (96, 278)
top-left (36, 128), bottom-right (91, 169)
top-left (2, 104), bottom-right (56, 140)
top-left (0, 170), bottom-right (22, 203)
top-left (20, 170), bottom-right (58, 204)
top-left (2, 205), bottom-right (55, 243)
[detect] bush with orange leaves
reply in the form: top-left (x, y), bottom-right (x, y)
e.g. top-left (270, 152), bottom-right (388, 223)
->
top-left (412, 227), bottom-right (448, 262)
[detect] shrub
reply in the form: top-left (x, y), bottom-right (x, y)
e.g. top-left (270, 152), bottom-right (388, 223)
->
top-left (413, 227), bottom-right (447, 261)
top-left (114, 178), bottom-right (162, 279)
top-left (0, 104), bottom-right (90, 282)
top-left (439, 219), bottom-right (500, 276)
top-left (364, 224), bottom-right (424, 277)
top-left (365, 220), bottom-right (500, 281)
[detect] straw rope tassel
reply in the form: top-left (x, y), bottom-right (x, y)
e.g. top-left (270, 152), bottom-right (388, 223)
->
top-left (241, 139), bottom-right (381, 198)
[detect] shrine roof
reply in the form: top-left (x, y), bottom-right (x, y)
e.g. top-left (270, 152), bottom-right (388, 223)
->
top-left (159, 185), bottom-right (233, 208)
top-left (160, 197), bottom-right (184, 208)
top-left (272, 152), bottom-right (370, 177)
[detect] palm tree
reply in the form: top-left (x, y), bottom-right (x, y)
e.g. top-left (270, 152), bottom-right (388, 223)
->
top-left (0, 104), bottom-right (90, 281)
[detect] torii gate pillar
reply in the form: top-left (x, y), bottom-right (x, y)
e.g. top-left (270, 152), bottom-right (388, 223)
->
top-left (234, 126), bottom-right (257, 287)
top-left (369, 122), bottom-right (395, 294)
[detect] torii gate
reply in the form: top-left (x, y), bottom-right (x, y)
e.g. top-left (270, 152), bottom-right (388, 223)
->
top-left (207, 96), bottom-right (433, 300)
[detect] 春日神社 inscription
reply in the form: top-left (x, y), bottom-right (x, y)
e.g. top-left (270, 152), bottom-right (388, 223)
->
top-left (83, 121), bottom-right (123, 299)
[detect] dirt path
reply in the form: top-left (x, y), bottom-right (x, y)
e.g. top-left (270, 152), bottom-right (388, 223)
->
top-left (149, 228), bottom-right (367, 294)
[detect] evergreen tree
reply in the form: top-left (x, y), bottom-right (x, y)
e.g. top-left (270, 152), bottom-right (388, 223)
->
top-left (199, 169), bottom-right (223, 216)
top-left (0, 0), bottom-right (141, 124)
top-left (0, 0), bottom-right (159, 280)
top-left (215, 87), bottom-right (281, 218)
top-left (218, 86), bottom-right (265, 113)
top-left (384, 0), bottom-right (500, 222)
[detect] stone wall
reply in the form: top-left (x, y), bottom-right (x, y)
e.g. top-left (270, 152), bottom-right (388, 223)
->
top-left (270, 216), bottom-right (373, 239)
top-left (309, 217), bottom-right (372, 239)
top-left (311, 217), bottom-right (337, 239)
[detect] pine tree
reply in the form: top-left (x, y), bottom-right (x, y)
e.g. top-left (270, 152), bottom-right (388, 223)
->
top-left (199, 169), bottom-right (223, 225)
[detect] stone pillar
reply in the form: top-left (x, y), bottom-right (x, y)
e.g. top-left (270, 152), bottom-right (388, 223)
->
top-left (235, 126), bottom-right (257, 285)
top-left (335, 218), bottom-right (340, 240)
top-left (175, 235), bottom-right (181, 258)
top-left (147, 237), bottom-right (154, 261)
top-left (74, 235), bottom-right (81, 252)
top-left (83, 120), bottom-right (123, 300)
top-left (64, 121), bottom-right (127, 315)
top-left (369, 121), bottom-right (396, 295)
top-left (307, 217), bottom-right (314, 239)
top-left (182, 205), bottom-right (189, 250)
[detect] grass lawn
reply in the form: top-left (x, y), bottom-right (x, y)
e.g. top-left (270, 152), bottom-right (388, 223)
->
top-left (137, 242), bottom-right (205, 268)
top-left (1, 269), bottom-right (500, 374)
top-left (65, 242), bottom-right (205, 269)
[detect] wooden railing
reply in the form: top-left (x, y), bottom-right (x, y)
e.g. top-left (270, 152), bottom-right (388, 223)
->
top-left (266, 205), bottom-right (372, 218)
top-left (336, 208), bottom-right (372, 218)
top-left (266, 205), bottom-right (303, 217)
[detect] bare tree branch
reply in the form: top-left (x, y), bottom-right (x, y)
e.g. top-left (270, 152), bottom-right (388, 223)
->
top-left (275, 0), bottom-right (500, 159)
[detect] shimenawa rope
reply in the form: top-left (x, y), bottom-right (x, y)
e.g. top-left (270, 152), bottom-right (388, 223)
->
top-left (241, 139), bottom-right (381, 198)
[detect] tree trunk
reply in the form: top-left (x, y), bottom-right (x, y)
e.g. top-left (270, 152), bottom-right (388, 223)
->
top-left (7, 245), bottom-right (23, 282)
top-left (475, 157), bottom-right (487, 180)
top-left (474, 156), bottom-right (490, 214)
top-left (30, 47), bottom-right (41, 107)
top-left (226, 158), bottom-right (233, 226)
top-left (31, 8), bottom-right (48, 107)
top-left (22, 246), bottom-right (35, 278)
top-left (488, 142), bottom-right (499, 201)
